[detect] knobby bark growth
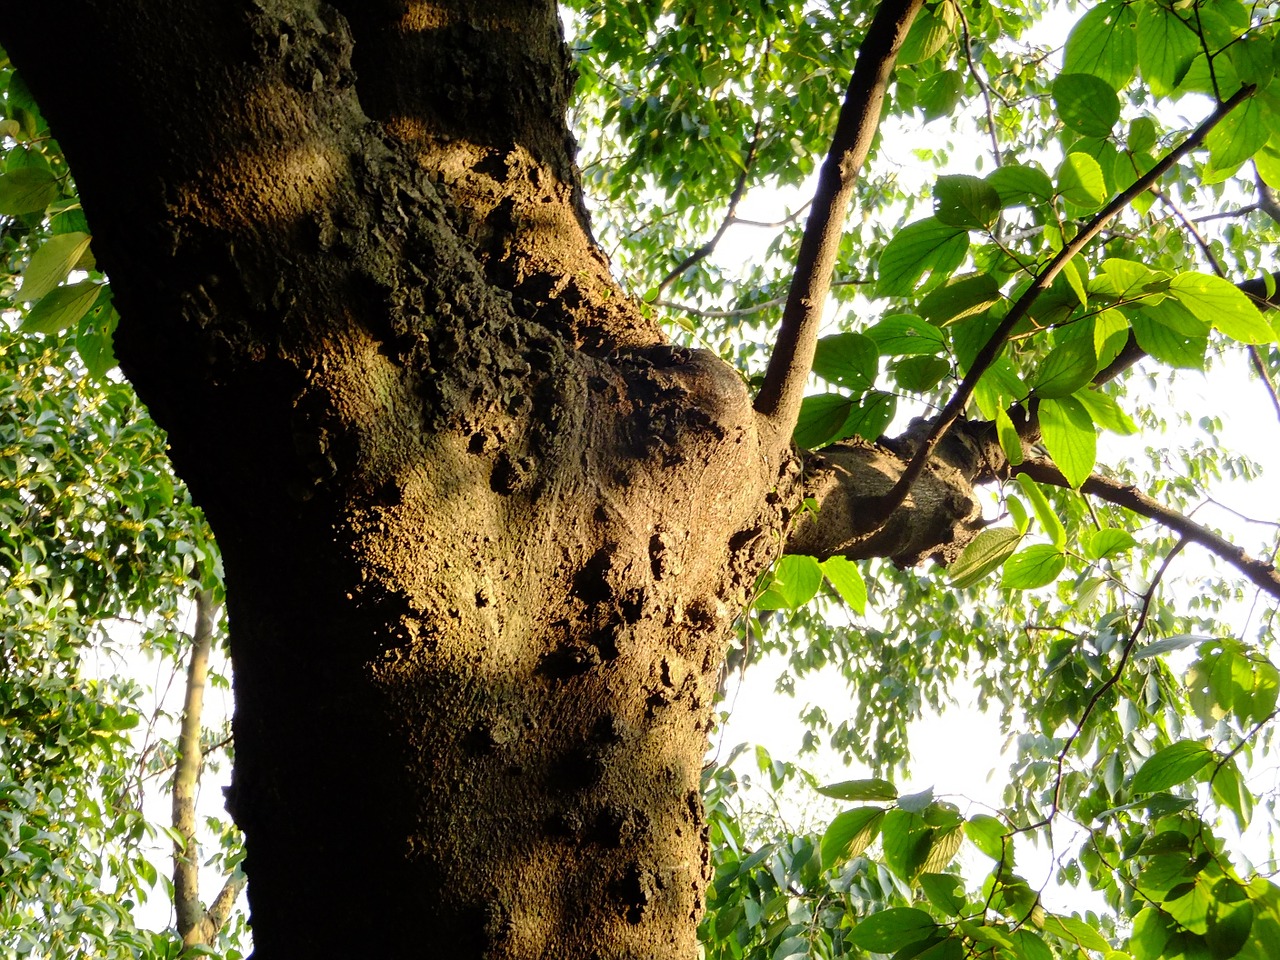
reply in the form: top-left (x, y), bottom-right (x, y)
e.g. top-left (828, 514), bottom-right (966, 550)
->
top-left (0, 1), bottom-right (1153, 956)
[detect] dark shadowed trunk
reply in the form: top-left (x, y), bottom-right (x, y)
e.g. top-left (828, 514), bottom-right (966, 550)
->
top-left (1, 2), bottom-right (975, 955)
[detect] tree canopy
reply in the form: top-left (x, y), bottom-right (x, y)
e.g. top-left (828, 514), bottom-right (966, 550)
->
top-left (2, 0), bottom-right (1280, 958)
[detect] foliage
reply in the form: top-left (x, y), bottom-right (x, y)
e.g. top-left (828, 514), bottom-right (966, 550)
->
top-left (4, 0), bottom-right (1280, 957)
top-left (0, 56), bottom-right (244, 957)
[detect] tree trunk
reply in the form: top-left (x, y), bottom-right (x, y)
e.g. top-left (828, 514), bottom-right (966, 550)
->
top-left (1, 2), bottom-right (977, 955)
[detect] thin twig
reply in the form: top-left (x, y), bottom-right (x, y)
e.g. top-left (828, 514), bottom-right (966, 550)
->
top-left (858, 85), bottom-right (1257, 532)
top-left (1156, 188), bottom-right (1280, 420)
top-left (654, 117), bottom-right (764, 297)
top-left (731, 201), bottom-right (812, 228)
top-left (654, 278), bottom-right (867, 319)
top-left (956, 2), bottom-right (1002, 167)
top-left (1013, 457), bottom-right (1280, 600)
top-left (1020, 539), bottom-right (1188, 831)
top-left (754, 0), bottom-right (927, 451)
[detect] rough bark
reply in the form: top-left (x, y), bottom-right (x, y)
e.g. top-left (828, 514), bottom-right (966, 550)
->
top-left (1, 2), bottom-right (980, 957)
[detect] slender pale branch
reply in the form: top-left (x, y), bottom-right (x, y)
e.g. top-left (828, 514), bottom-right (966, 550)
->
top-left (173, 591), bottom-right (215, 941)
top-left (1013, 457), bottom-right (1280, 600)
top-left (754, 0), bottom-right (925, 450)
top-left (859, 84), bottom-right (1257, 531)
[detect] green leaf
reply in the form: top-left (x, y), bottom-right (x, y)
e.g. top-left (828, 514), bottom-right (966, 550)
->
top-left (794, 393), bottom-right (854, 449)
top-left (864, 314), bottom-right (946, 356)
top-left (917, 70), bottom-right (964, 121)
top-left (1015, 475), bottom-right (1066, 550)
top-left (766, 555), bottom-right (824, 609)
top-left (1031, 337), bottom-right (1097, 399)
top-left (1062, 256), bottom-right (1088, 308)
top-left (933, 174), bottom-right (1001, 229)
top-left (1039, 396), bottom-right (1096, 489)
top-left (1168, 272), bottom-right (1276, 344)
top-left (812, 332), bottom-right (879, 389)
top-left (1129, 117), bottom-right (1157, 154)
top-left (75, 298), bottom-right (119, 378)
top-left (995, 408), bottom-right (1023, 466)
top-left (893, 355), bottom-right (951, 392)
top-left (986, 163), bottom-right (1055, 207)
top-left (1053, 73), bottom-right (1120, 137)
top-left (1056, 152), bottom-right (1107, 209)
top-left (876, 217), bottom-right (969, 297)
top-left (950, 527), bottom-right (1022, 588)
top-left (1136, 4), bottom-right (1202, 97)
top-left (20, 232), bottom-right (94, 303)
top-left (816, 778), bottom-right (897, 802)
top-left (1130, 908), bottom-right (1174, 960)
top-left (821, 556), bottom-right (867, 614)
top-left (1000, 544), bottom-right (1066, 590)
top-left (1012, 930), bottom-right (1055, 960)
top-left (1075, 388), bottom-right (1138, 435)
top-left (1042, 914), bottom-right (1112, 953)
top-left (1206, 98), bottom-right (1269, 176)
top-left (919, 873), bottom-right (965, 916)
top-left (966, 814), bottom-right (1008, 860)
top-left (1094, 257), bottom-right (1169, 303)
top-left (843, 390), bottom-right (896, 441)
top-left (897, 4), bottom-right (955, 65)
top-left (850, 908), bottom-right (938, 953)
top-left (1062, 0), bottom-right (1137, 91)
top-left (19, 281), bottom-right (104, 336)
top-left (820, 806), bottom-right (885, 869)
top-left (1212, 757), bottom-right (1254, 833)
top-left (881, 809), bottom-right (933, 881)
top-left (1132, 740), bottom-right (1214, 793)
top-left (917, 272), bottom-right (1003, 326)
top-left (1082, 527), bottom-right (1137, 560)
top-left (1206, 878), bottom-right (1254, 959)
top-left (0, 166), bottom-right (60, 215)
top-left (1130, 310), bottom-right (1208, 369)
top-left (1092, 308), bottom-right (1130, 368)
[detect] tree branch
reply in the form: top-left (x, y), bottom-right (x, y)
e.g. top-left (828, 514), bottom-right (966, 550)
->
top-left (654, 279), bottom-right (867, 320)
top-left (654, 120), bottom-right (762, 297)
top-left (1013, 457), bottom-right (1280, 600)
top-left (858, 84), bottom-right (1257, 531)
top-left (754, 0), bottom-right (925, 451)
top-left (173, 589), bottom-right (216, 945)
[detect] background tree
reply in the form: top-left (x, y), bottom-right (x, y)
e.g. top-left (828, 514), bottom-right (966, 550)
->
top-left (2, 1), bottom-right (1279, 958)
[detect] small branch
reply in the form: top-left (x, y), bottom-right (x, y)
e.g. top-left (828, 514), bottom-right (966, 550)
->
top-left (1193, 202), bottom-right (1263, 224)
top-left (858, 84), bottom-right (1257, 531)
top-left (1255, 165), bottom-right (1280, 223)
top-left (1021, 539), bottom-right (1188, 832)
top-left (731, 201), bottom-right (812, 229)
top-left (754, 0), bottom-right (926, 450)
top-left (173, 590), bottom-right (216, 945)
top-left (186, 871), bottom-right (247, 947)
top-left (1013, 457), bottom-right (1280, 600)
top-left (654, 118), bottom-right (763, 297)
top-left (654, 279), bottom-right (867, 320)
top-left (956, 2), bottom-right (1002, 167)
